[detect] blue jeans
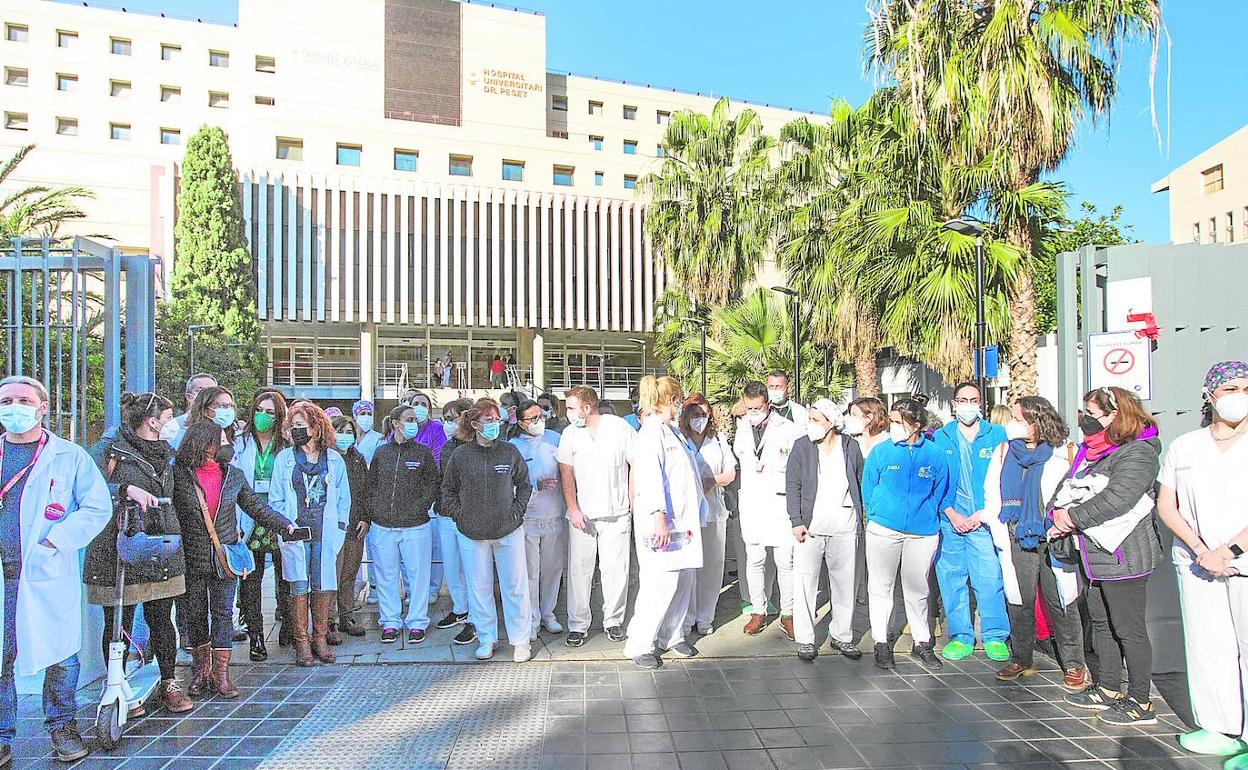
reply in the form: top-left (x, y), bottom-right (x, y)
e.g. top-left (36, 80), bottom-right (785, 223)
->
top-left (182, 572), bottom-right (237, 649)
top-left (289, 540), bottom-right (324, 596)
top-left (934, 519), bottom-right (1010, 643)
top-left (1, 577), bottom-right (80, 745)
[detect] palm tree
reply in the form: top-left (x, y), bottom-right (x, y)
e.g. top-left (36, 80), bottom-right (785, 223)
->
top-left (0, 144), bottom-right (94, 239)
top-left (640, 97), bottom-right (776, 309)
top-left (865, 0), bottom-right (1164, 398)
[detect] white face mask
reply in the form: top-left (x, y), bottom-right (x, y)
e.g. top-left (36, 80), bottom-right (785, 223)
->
top-left (767, 388), bottom-right (786, 405)
top-left (524, 419), bottom-right (546, 437)
top-left (1005, 419), bottom-right (1029, 441)
top-left (569, 414), bottom-right (587, 429)
top-left (954, 404), bottom-right (981, 426)
top-left (841, 415), bottom-right (866, 437)
top-left (746, 411), bottom-right (768, 427)
top-left (690, 416), bottom-right (709, 434)
top-left (158, 419), bottom-right (180, 442)
top-left (807, 422), bottom-right (830, 443)
top-left (889, 423), bottom-right (911, 443)
top-left (1214, 392), bottom-right (1248, 423)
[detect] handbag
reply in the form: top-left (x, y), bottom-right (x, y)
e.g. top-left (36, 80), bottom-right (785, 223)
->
top-left (195, 484), bottom-right (255, 579)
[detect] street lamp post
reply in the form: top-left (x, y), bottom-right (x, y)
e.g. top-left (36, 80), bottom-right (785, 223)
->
top-left (941, 218), bottom-right (987, 398)
top-left (770, 286), bottom-right (801, 403)
top-left (627, 338), bottom-right (648, 379)
top-left (680, 316), bottom-right (709, 395)
top-left (187, 324), bottom-right (212, 380)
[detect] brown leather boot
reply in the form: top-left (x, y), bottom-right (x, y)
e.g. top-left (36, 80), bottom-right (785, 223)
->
top-left (289, 593), bottom-right (314, 667)
top-left (326, 621), bottom-right (343, 647)
top-left (339, 612), bottom-right (366, 637)
top-left (211, 648), bottom-right (239, 699)
top-left (311, 592), bottom-right (336, 663)
top-left (187, 644), bottom-right (213, 697)
top-left (779, 616), bottom-right (795, 641)
top-left (159, 678), bottom-right (193, 713)
top-left (743, 614), bottom-right (766, 635)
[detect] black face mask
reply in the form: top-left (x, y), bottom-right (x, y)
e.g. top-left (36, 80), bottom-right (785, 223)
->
top-left (215, 444), bottom-right (235, 464)
top-left (291, 426), bottom-right (312, 448)
top-left (1079, 414), bottom-right (1105, 438)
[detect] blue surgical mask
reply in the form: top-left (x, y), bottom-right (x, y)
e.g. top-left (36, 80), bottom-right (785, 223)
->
top-left (355, 414), bottom-right (374, 433)
top-left (498, 406), bottom-right (510, 423)
top-left (442, 420), bottom-right (458, 438)
top-left (334, 432), bottom-right (355, 451)
top-left (481, 421), bottom-right (502, 441)
top-left (400, 422), bottom-right (420, 440)
top-left (569, 415), bottom-right (586, 429)
top-left (0, 403), bottom-right (41, 435)
top-left (212, 407), bottom-right (236, 428)
top-left (542, 408), bottom-right (553, 420)
top-left (413, 405), bottom-right (430, 423)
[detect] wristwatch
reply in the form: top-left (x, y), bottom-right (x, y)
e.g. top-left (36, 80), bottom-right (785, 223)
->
top-left (1230, 542), bottom-right (1244, 558)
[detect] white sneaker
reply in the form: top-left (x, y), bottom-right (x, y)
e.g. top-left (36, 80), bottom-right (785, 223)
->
top-left (474, 642), bottom-right (495, 660)
top-left (513, 644), bottom-right (532, 663)
top-left (543, 618), bottom-right (564, 634)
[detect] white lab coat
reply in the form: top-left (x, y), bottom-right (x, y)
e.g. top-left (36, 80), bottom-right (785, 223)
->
top-left (232, 433), bottom-right (274, 540)
top-left (267, 448), bottom-right (351, 592)
top-left (3, 431), bottom-right (111, 677)
top-left (733, 413), bottom-right (801, 547)
top-left (631, 420), bottom-right (705, 572)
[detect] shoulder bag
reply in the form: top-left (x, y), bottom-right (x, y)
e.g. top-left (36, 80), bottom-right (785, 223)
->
top-left (195, 484), bottom-right (255, 579)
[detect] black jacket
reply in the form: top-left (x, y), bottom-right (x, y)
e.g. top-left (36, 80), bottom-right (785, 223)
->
top-left (172, 461), bottom-right (287, 576)
top-left (785, 435), bottom-right (865, 529)
top-left (441, 440), bottom-right (531, 541)
top-left (367, 440), bottom-right (439, 529)
top-left (84, 430), bottom-right (184, 587)
top-left (341, 446), bottom-right (369, 528)
top-left (1066, 435), bottom-right (1164, 581)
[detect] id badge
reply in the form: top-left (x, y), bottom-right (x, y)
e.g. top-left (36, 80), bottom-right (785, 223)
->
top-left (43, 502), bottom-right (66, 521)
top-left (254, 479), bottom-right (271, 494)
top-left (755, 460), bottom-right (765, 473)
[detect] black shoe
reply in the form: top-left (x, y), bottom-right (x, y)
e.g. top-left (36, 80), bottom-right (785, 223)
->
top-left (633, 653), bottom-right (661, 670)
top-left (1065, 686), bottom-right (1122, 711)
top-left (605, 626), bottom-right (626, 642)
top-left (277, 623), bottom-right (293, 648)
top-left (828, 638), bottom-right (863, 660)
top-left (249, 634), bottom-right (268, 662)
top-left (408, 628), bottom-right (426, 644)
top-left (1097, 696), bottom-right (1157, 726)
top-left (874, 642), bottom-right (895, 670)
top-left (797, 643), bottom-right (817, 662)
top-left (453, 624), bottom-right (477, 645)
top-left (565, 631), bottom-right (586, 648)
top-left (232, 628), bottom-right (248, 643)
top-left (380, 628), bottom-right (399, 644)
top-left (436, 611), bottom-right (468, 630)
top-left (49, 724), bottom-right (88, 763)
top-left (910, 642), bottom-right (944, 670)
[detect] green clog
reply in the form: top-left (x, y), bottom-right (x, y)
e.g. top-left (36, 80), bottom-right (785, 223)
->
top-left (1224, 751), bottom-right (1248, 770)
top-left (940, 639), bottom-right (974, 661)
top-left (1178, 729), bottom-right (1248, 757)
top-left (983, 640), bottom-right (1010, 662)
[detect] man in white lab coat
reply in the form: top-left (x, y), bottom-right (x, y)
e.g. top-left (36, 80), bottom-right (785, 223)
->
top-left (733, 380), bottom-right (802, 640)
top-left (0, 376), bottom-right (112, 765)
top-left (766, 371), bottom-right (809, 430)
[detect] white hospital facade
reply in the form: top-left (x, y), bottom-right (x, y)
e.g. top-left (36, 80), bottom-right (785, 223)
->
top-left (0, 0), bottom-right (818, 403)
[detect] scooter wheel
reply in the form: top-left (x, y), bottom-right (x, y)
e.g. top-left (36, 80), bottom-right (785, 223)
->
top-left (95, 702), bottom-right (123, 748)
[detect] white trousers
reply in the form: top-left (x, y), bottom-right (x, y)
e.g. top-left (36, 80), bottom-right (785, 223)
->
top-left (427, 514), bottom-right (468, 614)
top-left (685, 519), bottom-right (727, 630)
top-left (1177, 566), bottom-right (1248, 739)
top-left (524, 517), bottom-right (567, 633)
top-left (865, 524), bottom-right (939, 644)
top-left (623, 567), bottom-right (694, 659)
top-left (793, 532), bottom-right (857, 645)
top-left (457, 527), bottom-right (531, 648)
top-left (371, 523), bottom-right (433, 631)
top-left (745, 542), bottom-right (794, 616)
top-left (567, 514), bottom-right (632, 633)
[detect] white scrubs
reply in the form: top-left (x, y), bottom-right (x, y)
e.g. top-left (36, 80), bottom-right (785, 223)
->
top-left (1160, 428), bottom-right (1248, 740)
top-left (685, 432), bottom-right (733, 631)
top-left (793, 441), bottom-right (858, 646)
top-left (733, 414), bottom-right (801, 617)
top-left (370, 522), bottom-right (433, 632)
top-left (457, 527), bottom-right (531, 649)
top-left (512, 432), bottom-right (568, 634)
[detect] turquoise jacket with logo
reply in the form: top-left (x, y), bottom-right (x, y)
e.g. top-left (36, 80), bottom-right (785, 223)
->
top-left (932, 420), bottom-right (1007, 515)
top-left (861, 435), bottom-right (953, 536)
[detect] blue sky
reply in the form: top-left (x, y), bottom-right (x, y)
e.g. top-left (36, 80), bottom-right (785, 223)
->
top-left (69, 0), bottom-right (1248, 243)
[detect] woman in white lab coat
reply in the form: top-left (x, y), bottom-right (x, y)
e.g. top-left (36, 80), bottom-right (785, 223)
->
top-left (623, 376), bottom-right (706, 669)
top-left (679, 394), bottom-right (735, 637)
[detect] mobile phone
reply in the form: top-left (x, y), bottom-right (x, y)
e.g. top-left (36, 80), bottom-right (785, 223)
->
top-left (282, 526), bottom-right (312, 542)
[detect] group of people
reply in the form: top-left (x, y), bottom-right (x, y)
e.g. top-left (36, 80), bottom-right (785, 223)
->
top-left (0, 356), bottom-right (1246, 769)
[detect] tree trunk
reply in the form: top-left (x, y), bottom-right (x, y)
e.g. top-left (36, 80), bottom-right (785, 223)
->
top-left (854, 311), bottom-right (880, 397)
top-left (1007, 223), bottom-right (1039, 400)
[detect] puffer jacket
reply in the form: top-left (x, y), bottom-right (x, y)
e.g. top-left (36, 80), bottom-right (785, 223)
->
top-left (172, 461), bottom-right (289, 576)
top-left (341, 446), bottom-right (369, 529)
top-left (1064, 434), bottom-right (1164, 581)
top-left (83, 429), bottom-right (184, 587)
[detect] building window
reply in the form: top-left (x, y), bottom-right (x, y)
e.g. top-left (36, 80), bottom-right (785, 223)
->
top-left (109, 79), bottom-right (131, 98)
top-left (161, 43), bottom-right (179, 61)
top-left (208, 50), bottom-right (229, 68)
top-left (394, 149), bottom-right (418, 172)
top-left (656, 144), bottom-right (665, 157)
top-left (588, 100), bottom-right (603, 116)
top-left (1228, 211), bottom-right (1236, 244)
top-left (56, 73), bottom-right (77, 92)
top-left (255, 55), bottom-right (275, 73)
top-left (6, 24), bottom-right (28, 43)
top-left (589, 135), bottom-right (603, 151)
top-left (1210, 217), bottom-right (1218, 243)
top-left (553, 165), bottom-right (574, 187)
top-left (1203, 164), bottom-right (1225, 195)
top-left (656, 110), bottom-right (670, 125)
top-left (4, 112), bottom-right (28, 131)
top-left (160, 85), bottom-right (180, 103)
top-left (1193, 222), bottom-right (1201, 243)
top-left (594, 171), bottom-right (604, 187)
top-left (502, 159), bottom-right (525, 182)
top-left (623, 104), bottom-right (637, 120)
top-left (208, 91), bottom-right (229, 108)
top-left (254, 95), bottom-right (275, 106)
top-left (336, 144), bottom-right (362, 167)
top-left (275, 137), bottom-right (303, 161)
top-left (551, 94), bottom-right (567, 111)
top-left (623, 174), bottom-right (637, 190)
top-left (109, 122), bottom-right (130, 141)
top-left (110, 37), bottom-right (131, 56)
top-left (55, 117), bottom-right (77, 136)
top-left (4, 67), bottom-right (27, 86)
top-left (449, 155), bottom-right (473, 177)
top-left (623, 140), bottom-right (637, 155)
top-left (160, 127), bottom-right (180, 145)
top-left (56, 30), bottom-right (77, 48)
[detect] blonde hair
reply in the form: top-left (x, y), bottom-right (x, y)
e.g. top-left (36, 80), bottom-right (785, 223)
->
top-left (638, 375), bottom-right (681, 414)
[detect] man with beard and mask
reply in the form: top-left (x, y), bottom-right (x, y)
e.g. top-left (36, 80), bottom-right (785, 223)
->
top-left (931, 382), bottom-right (1010, 663)
top-left (766, 371), bottom-right (809, 430)
top-left (733, 380), bottom-right (802, 639)
top-left (510, 400), bottom-right (566, 640)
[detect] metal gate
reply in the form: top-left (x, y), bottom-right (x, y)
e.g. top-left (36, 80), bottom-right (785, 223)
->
top-left (1, 236), bottom-right (156, 443)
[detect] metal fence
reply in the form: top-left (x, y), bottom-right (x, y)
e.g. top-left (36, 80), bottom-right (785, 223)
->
top-left (0, 237), bottom-right (156, 443)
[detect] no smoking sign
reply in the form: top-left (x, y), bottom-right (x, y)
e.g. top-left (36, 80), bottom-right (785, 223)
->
top-left (1088, 331), bottom-right (1151, 400)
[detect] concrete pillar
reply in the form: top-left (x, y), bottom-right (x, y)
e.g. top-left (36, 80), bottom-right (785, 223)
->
top-left (532, 330), bottom-right (545, 392)
top-left (360, 322), bottom-right (377, 402)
